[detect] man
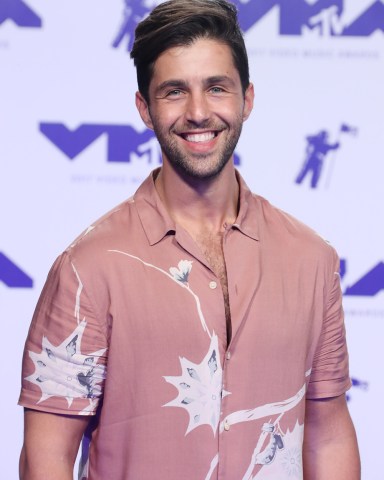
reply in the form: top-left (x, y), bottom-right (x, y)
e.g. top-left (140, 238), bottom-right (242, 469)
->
top-left (19, 1), bottom-right (360, 479)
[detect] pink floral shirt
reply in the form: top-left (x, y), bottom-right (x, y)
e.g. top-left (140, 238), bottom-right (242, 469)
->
top-left (19, 169), bottom-right (351, 479)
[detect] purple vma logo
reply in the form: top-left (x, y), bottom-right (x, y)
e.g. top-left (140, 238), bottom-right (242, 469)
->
top-left (232, 0), bottom-right (384, 37)
top-left (39, 123), bottom-right (241, 165)
top-left (0, 252), bottom-right (33, 288)
top-left (340, 259), bottom-right (384, 297)
top-left (0, 0), bottom-right (42, 28)
top-left (40, 123), bottom-right (159, 163)
top-left (112, 0), bottom-right (384, 50)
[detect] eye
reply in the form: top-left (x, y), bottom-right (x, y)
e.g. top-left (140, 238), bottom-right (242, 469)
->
top-left (166, 89), bottom-right (183, 97)
top-left (209, 86), bottom-right (225, 94)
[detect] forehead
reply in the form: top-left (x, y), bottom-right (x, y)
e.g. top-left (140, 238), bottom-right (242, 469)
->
top-left (150, 38), bottom-right (239, 86)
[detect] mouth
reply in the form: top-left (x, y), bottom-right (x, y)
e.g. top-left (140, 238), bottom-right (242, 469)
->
top-left (179, 131), bottom-right (220, 143)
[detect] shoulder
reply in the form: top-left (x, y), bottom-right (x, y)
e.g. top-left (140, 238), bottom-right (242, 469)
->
top-left (58, 195), bottom-right (145, 283)
top-left (252, 193), bottom-right (338, 268)
top-left (67, 196), bottom-right (138, 255)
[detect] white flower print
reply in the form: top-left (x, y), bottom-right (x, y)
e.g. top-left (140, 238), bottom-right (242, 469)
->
top-left (26, 319), bottom-right (106, 412)
top-left (251, 422), bottom-right (304, 479)
top-left (169, 259), bottom-right (193, 283)
top-left (163, 334), bottom-right (227, 435)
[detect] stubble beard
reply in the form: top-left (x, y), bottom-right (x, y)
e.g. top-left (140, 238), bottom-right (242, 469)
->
top-left (152, 118), bottom-right (243, 180)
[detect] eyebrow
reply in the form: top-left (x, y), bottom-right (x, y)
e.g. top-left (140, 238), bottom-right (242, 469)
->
top-left (155, 79), bottom-right (188, 94)
top-left (155, 76), bottom-right (237, 94)
top-left (205, 75), bottom-right (237, 87)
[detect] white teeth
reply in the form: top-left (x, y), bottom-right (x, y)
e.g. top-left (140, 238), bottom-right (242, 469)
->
top-left (184, 132), bottom-right (215, 143)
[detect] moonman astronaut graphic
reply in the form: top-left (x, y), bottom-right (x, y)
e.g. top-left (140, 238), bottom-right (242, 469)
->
top-left (112, 0), bottom-right (162, 51)
top-left (295, 130), bottom-right (340, 189)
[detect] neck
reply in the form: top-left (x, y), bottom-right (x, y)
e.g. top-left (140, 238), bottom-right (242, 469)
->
top-left (154, 163), bottom-right (239, 235)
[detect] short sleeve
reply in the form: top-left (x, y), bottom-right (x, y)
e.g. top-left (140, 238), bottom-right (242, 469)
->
top-left (18, 252), bottom-right (108, 416)
top-left (306, 250), bottom-right (352, 399)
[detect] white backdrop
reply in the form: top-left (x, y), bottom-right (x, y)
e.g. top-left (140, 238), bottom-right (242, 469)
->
top-left (1, 0), bottom-right (383, 478)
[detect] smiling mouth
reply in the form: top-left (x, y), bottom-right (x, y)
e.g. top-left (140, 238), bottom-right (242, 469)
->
top-left (180, 131), bottom-right (219, 143)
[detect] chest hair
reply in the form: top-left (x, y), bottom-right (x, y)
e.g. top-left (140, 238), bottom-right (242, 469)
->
top-left (195, 230), bottom-right (232, 343)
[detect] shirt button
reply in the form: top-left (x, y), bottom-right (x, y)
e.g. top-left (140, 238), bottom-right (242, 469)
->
top-left (226, 351), bottom-right (231, 360)
top-left (209, 281), bottom-right (217, 289)
top-left (224, 422), bottom-right (230, 431)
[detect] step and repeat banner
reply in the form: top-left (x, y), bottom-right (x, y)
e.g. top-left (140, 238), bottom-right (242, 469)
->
top-left (1, 0), bottom-right (383, 478)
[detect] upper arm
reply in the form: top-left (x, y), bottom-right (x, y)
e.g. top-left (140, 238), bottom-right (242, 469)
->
top-left (20, 408), bottom-right (91, 480)
top-left (303, 395), bottom-right (360, 479)
top-left (304, 394), bottom-right (354, 440)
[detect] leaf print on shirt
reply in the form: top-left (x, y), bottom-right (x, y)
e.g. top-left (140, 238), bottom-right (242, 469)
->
top-left (108, 251), bottom-right (212, 337)
top-left (26, 319), bottom-right (106, 414)
top-left (251, 422), bottom-right (304, 479)
top-left (163, 334), bottom-right (228, 435)
top-left (236, 384), bottom-right (307, 480)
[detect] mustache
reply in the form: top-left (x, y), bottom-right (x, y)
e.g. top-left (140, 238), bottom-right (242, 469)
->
top-left (174, 121), bottom-right (226, 133)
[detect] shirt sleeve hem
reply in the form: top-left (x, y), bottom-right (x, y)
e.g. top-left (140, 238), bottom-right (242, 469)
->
top-left (18, 399), bottom-right (97, 417)
top-left (306, 377), bottom-right (352, 400)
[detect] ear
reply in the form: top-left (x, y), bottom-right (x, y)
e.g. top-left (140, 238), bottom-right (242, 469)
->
top-left (242, 83), bottom-right (254, 122)
top-left (135, 91), bottom-right (154, 130)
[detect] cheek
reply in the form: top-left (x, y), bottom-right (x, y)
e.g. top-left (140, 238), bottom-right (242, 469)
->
top-left (151, 105), bottom-right (182, 129)
top-left (212, 99), bottom-right (244, 121)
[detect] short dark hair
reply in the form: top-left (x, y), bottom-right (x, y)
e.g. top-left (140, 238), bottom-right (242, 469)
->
top-left (130, 0), bottom-right (250, 103)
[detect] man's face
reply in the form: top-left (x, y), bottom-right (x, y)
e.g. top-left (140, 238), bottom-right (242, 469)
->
top-left (136, 38), bottom-right (254, 180)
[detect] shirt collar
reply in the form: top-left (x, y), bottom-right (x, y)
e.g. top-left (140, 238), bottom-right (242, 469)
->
top-left (232, 170), bottom-right (260, 241)
top-left (134, 169), bottom-right (176, 246)
top-left (134, 168), bottom-right (260, 246)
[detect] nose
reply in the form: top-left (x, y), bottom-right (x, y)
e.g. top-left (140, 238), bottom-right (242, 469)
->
top-left (185, 91), bottom-right (210, 125)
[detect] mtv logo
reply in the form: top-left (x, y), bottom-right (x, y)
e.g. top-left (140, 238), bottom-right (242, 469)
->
top-left (220, 0), bottom-right (384, 37)
top-left (0, 252), bottom-right (33, 288)
top-left (0, 0), bottom-right (42, 28)
top-left (40, 122), bottom-right (242, 165)
top-left (341, 259), bottom-right (384, 297)
top-left (40, 123), bottom-right (161, 164)
top-left (113, 1), bottom-right (384, 51)
top-left (236, 0), bottom-right (384, 37)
